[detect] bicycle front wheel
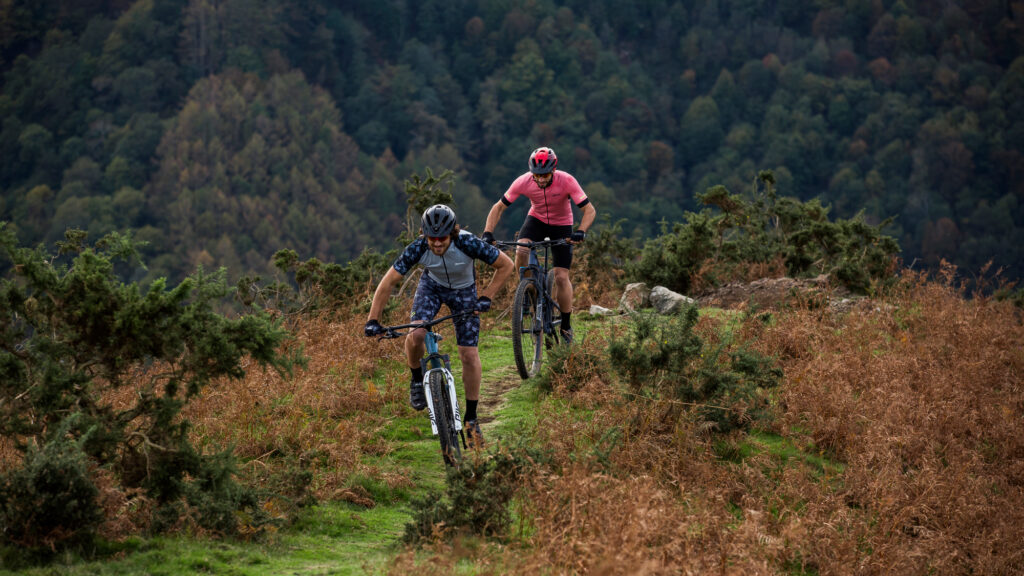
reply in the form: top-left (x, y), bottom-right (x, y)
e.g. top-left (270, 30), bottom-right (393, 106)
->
top-left (545, 272), bottom-right (560, 350)
top-left (428, 370), bottom-right (461, 467)
top-left (512, 278), bottom-right (543, 379)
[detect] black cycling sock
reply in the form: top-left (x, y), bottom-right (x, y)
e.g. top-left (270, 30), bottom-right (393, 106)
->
top-left (465, 400), bottom-right (478, 422)
top-left (410, 366), bottom-right (423, 384)
top-left (561, 312), bottom-right (572, 333)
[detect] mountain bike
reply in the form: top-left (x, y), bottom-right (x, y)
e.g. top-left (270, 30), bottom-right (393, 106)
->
top-left (496, 238), bottom-right (570, 379)
top-left (378, 311), bottom-right (473, 467)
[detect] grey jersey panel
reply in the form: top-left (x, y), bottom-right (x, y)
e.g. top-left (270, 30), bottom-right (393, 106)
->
top-left (392, 230), bottom-right (491, 289)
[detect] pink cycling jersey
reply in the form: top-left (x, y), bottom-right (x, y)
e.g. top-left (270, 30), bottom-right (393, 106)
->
top-left (501, 171), bottom-right (589, 226)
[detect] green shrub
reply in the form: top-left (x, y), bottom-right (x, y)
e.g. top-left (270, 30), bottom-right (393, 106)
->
top-left (607, 308), bottom-right (703, 391)
top-left (403, 448), bottom-right (538, 543)
top-left (994, 285), bottom-right (1024, 309)
top-left (574, 216), bottom-right (640, 291)
top-left (0, 224), bottom-right (295, 543)
top-left (628, 214), bottom-right (716, 295)
top-left (237, 247), bottom-right (393, 314)
top-left (399, 168), bottom-right (456, 245)
top-left (179, 449), bottom-right (275, 536)
top-left (686, 345), bottom-right (782, 433)
top-left (0, 419), bottom-right (102, 551)
top-left (607, 308), bottom-right (781, 434)
top-left (628, 171), bottom-right (901, 295)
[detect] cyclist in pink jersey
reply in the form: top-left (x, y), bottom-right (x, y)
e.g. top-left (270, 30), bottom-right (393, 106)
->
top-left (480, 147), bottom-right (597, 344)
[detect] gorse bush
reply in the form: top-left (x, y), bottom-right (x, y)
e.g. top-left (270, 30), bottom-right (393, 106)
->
top-left (173, 449), bottom-right (274, 536)
top-left (0, 224), bottom-right (295, 551)
top-left (404, 448), bottom-right (537, 543)
top-left (608, 307), bottom-right (780, 434)
top-left (628, 171), bottom-right (901, 294)
top-left (687, 345), bottom-right (781, 433)
top-left (236, 247), bottom-right (393, 314)
top-left (0, 418), bottom-right (101, 551)
top-left (574, 216), bottom-right (640, 294)
top-left (629, 213), bottom-right (716, 296)
top-left (607, 307), bottom-right (703, 391)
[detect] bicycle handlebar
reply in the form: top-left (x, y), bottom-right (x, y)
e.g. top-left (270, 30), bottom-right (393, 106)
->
top-left (494, 238), bottom-right (571, 249)
top-left (378, 310), bottom-right (476, 340)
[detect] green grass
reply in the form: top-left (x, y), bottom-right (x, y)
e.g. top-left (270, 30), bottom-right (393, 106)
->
top-left (713, 431), bottom-right (844, 484)
top-left (0, 503), bottom-right (405, 575)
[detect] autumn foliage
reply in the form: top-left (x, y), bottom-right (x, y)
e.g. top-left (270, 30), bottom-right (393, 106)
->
top-left (394, 265), bottom-right (1024, 575)
top-left (3, 219), bottom-right (1022, 574)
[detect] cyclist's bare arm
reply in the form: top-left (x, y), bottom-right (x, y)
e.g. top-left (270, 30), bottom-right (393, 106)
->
top-left (483, 200), bottom-right (507, 235)
top-left (577, 202), bottom-right (597, 235)
top-left (480, 250), bottom-right (514, 300)
top-left (367, 267), bottom-right (403, 323)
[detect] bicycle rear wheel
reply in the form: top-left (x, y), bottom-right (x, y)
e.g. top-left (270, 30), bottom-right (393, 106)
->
top-left (512, 278), bottom-right (543, 379)
top-left (428, 370), bottom-right (461, 467)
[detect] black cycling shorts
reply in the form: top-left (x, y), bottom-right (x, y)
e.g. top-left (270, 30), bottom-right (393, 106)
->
top-left (518, 215), bottom-right (573, 269)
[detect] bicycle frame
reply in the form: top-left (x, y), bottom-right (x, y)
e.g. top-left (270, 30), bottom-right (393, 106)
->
top-left (380, 311), bottom-right (472, 464)
top-left (501, 238), bottom-right (568, 337)
top-left (497, 238), bottom-right (571, 379)
top-left (419, 328), bottom-right (462, 436)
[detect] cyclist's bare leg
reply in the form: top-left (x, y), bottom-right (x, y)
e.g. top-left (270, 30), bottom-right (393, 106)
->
top-left (515, 237), bottom-right (533, 278)
top-left (457, 346), bottom-right (481, 402)
top-left (552, 267), bottom-right (572, 314)
top-left (404, 323), bottom-right (427, 369)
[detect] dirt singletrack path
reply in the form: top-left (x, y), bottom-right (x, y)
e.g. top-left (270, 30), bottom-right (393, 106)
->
top-left (474, 363), bottom-right (522, 428)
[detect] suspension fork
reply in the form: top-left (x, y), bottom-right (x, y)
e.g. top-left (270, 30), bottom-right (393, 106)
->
top-left (420, 333), bottom-right (461, 436)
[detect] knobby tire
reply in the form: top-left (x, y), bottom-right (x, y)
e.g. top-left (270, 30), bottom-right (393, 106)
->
top-left (429, 370), bottom-right (461, 467)
top-left (512, 278), bottom-right (542, 379)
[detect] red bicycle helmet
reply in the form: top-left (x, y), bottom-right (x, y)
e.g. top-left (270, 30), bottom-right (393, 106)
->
top-left (529, 147), bottom-right (558, 174)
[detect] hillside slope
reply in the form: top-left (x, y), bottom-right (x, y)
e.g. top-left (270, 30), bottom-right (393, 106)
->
top-left (2, 0), bottom-right (1022, 282)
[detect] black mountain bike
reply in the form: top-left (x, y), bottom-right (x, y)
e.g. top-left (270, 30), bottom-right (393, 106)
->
top-left (496, 238), bottom-right (570, 379)
top-left (379, 311), bottom-right (473, 467)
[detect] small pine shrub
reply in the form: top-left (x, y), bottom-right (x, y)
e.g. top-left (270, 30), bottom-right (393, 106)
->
top-left (403, 448), bottom-right (538, 543)
top-left (608, 307), bottom-right (781, 434)
top-left (687, 345), bottom-right (782, 434)
top-left (180, 450), bottom-right (275, 537)
top-left (607, 308), bottom-right (703, 391)
top-left (399, 168), bottom-right (457, 245)
top-left (0, 422), bottom-right (102, 551)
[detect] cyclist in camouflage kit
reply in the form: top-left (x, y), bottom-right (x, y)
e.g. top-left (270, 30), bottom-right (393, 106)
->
top-left (364, 205), bottom-right (514, 447)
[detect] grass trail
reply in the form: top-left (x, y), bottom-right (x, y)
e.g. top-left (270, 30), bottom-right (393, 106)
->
top-left (0, 318), bottom-right (536, 576)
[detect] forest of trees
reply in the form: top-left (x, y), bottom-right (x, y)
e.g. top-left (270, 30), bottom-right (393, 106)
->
top-left (1, 0), bottom-right (1021, 284)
